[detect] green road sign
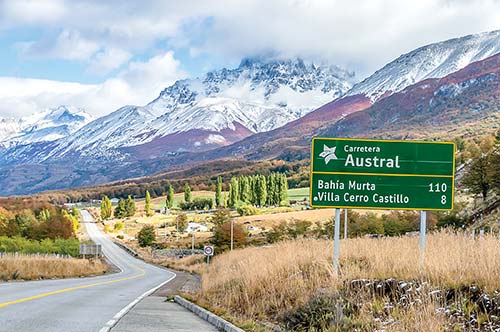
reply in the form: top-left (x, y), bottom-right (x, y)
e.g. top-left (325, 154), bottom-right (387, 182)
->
top-left (310, 138), bottom-right (455, 210)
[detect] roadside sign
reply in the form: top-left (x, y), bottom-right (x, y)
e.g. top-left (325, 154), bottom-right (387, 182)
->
top-left (310, 138), bottom-right (455, 211)
top-left (203, 245), bottom-right (214, 256)
top-left (79, 244), bottom-right (102, 258)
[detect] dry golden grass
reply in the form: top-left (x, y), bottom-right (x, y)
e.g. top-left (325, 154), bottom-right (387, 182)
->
top-left (0, 254), bottom-right (107, 281)
top-left (199, 230), bottom-right (500, 324)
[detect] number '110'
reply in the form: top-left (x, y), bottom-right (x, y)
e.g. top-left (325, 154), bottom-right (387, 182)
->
top-left (428, 183), bottom-right (447, 192)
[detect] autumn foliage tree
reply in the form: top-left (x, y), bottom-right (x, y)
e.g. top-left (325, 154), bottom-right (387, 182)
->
top-left (211, 221), bottom-right (247, 251)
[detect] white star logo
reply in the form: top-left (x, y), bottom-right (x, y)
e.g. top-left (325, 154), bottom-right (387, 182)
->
top-left (319, 145), bottom-right (337, 164)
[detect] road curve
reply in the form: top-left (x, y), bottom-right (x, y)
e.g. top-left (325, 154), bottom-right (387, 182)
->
top-left (0, 210), bottom-right (175, 332)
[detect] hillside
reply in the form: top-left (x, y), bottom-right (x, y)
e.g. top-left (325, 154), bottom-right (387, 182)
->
top-left (2, 31), bottom-right (500, 196)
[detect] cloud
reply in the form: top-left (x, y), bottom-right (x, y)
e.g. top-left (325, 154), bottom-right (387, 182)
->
top-left (0, 51), bottom-right (186, 118)
top-left (3, 0), bottom-right (500, 77)
top-left (88, 47), bottom-right (132, 74)
top-left (1, 0), bottom-right (500, 117)
top-left (19, 29), bottom-right (100, 61)
top-left (0, 0), bottom-right (67, 26)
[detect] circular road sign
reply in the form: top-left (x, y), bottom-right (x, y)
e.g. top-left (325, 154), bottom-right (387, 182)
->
top-left (203, 245), bottom-right (214, 256)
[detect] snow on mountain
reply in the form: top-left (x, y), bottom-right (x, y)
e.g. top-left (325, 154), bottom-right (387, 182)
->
top-left (0, 106), bottom-right (93, 148)
top-left (348, 30), bottom-right (500, 100)
top-left (146, 57), bottom-right (355, 133)
top-left (32, 57), bottom-right (355, 159)
top-left (44, 105), bottom-right (154, 159)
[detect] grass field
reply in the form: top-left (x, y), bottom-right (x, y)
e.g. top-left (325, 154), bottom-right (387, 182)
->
top-left (194, 231), bottom-right (500, 331)
top-left (0, 254), bottom-right (107, 281)
top-left (287, 187), bottom-right (310, 202)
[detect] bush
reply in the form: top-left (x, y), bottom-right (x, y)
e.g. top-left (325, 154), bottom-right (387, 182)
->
top-left (237, 204), bottom-right (259, 216)
top-left (116, 235), bottom-right (124, 240)
top-left (283, 292), bottom-right (360, 332)
top-left (137, 225), bottom-right (156, 247)
top-left (0, 236), bottom-right (80, 256)
top-left (179, 197), bottom-right (213, 210)
top-left (114, 222), bottom-right (124, 231)
top-left (211, 221), bottom-right (247, 252)
top-left (211, 209), bottom-right (231, 227)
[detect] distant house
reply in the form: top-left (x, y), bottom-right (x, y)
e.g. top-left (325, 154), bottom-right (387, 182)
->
top-left (186, 222), bottom-right (209, 233)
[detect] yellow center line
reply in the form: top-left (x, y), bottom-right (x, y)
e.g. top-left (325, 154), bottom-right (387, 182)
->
top-left (0, 265), bottom-right (146, 309)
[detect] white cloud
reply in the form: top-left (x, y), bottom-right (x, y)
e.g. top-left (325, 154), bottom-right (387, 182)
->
top-left (1, 0), bottom-right (500, 117)
top-left (88, 47), bottom-right (132, 74)
top-left (3, 0), bottom-right (500, 77)
top-left (0, 51), bottom-right (186, 118)
top-left (0, 0), bottom-right (67, 26)
top-left (19, 29), bottom-right (100, 61)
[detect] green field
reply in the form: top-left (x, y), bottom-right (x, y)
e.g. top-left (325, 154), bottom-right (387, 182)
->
top-left (287, 187), bottom-right (309, 202)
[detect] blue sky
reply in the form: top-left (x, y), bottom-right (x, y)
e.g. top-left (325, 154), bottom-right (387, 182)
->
top-left (0, 0), bottom-right (499, 118)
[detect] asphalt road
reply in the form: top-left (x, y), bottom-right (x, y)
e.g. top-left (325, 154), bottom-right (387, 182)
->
top-left (0, 210), bottom-right (175, 332)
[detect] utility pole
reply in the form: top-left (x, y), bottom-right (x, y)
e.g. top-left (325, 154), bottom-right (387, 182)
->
top-left (191, 231), bottom-right (195, 255)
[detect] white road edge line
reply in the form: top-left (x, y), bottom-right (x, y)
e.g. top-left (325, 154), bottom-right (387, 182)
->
top-left (98, 272), bottom-right (177, 332)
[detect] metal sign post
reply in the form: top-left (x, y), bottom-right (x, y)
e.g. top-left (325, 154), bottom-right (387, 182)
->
top-left (344, 208), bottom-right (348, 239)
top-left (334, 208), bottom-right (341, 274)
top-left (420, 210), bottom-right (426, 265)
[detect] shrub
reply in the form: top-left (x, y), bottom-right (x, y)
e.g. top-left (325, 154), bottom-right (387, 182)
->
top-left (211, 209), bottom-right (231, 227)
top-left (179, 197), bottom-right (213, 210)
top-left (114, 222), bottom-right (124, 231)
top-left (283, 292), bottom-right (360, 332)
top-left (211, 221), bottom-right (247, 252)
top-left (137, 225), bottom-right (156, 247)
top-left (175, 213), bottom-right (188, 232)
top-left (237, 204), bottom-right (258, 216)
top-left (0, 236), bottom-right (80, 256)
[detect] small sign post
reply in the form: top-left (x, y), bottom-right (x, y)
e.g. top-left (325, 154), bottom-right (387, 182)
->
top-left (310, 138), bottom-right (455, 273)
top-left (204, 245), bottom-right (214, 264)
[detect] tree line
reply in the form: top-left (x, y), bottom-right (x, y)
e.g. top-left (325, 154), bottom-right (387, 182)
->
top-left (463, 132), bottom-right (500, 201)
top-left (221, 173), bottom-right (289, 208)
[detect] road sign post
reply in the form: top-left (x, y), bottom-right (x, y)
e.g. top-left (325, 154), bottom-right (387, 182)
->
top-left (334, 209), bottom-right (340, 274)
top-left (344, 208), bottom-right (347, 239)
top-left (310, 138), bottom-right (455, 273)
top-left (420, 210), bottom-right (426, 264)
top-left (204, 245), bottom-right (214, 264)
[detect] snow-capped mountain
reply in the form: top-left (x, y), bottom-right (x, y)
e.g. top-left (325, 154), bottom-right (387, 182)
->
top-left (23, 57), bottom-right (355, 160)
top-left (348, 30), bottom-right (500, 100)
top-left (0, 106), bottom-right (93, 148)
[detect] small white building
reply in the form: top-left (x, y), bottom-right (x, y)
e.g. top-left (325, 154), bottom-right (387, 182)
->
top-left (186, 222), bottom-right (209, 233)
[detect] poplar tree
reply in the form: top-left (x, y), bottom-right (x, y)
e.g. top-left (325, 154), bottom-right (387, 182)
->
top-left (166, 185), bottom-right (175, 209)
top-left (257, 175), bottom-right (267, 206)
top-left (240, 176), bottom-right (251, 203)
top-left (101, 195), bottom-right (112, 220)
top-left (184, 183), bottom-right (192, 203)
top-left (228, 177), bottom-right (239, 208)
top-left (215, 176), bottom-right (222, 207)
top-left (280, 173), bottom-right (289, 203)
top-left (145, 190), bottom-right (153, 216)
top-left (125, 195), bottom-right (136, 217)
top-left (114, 198), bottom-right (126, 218)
